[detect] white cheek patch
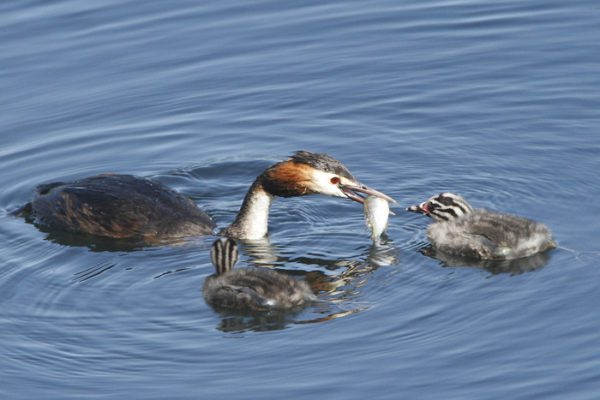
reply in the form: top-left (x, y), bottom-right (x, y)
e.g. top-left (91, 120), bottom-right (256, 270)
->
top-left (309, 170), bottom-right (346, 197)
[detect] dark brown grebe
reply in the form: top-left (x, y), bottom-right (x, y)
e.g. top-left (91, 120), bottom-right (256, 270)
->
top-left (18, 151), bottom-right (394, 241)
top-left (407, 192), bottom-right (556, 260)
top-left (203, 238), bottom-right (316, 311)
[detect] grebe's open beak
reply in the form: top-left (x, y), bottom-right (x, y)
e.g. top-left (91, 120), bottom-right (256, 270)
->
top-left (406, 202), bottom-right (430, 215)
top-left (340, 183), bottom-right (397, 204)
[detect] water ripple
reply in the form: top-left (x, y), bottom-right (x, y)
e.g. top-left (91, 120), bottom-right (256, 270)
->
top-left (1, 0), bottom-right (600, 398)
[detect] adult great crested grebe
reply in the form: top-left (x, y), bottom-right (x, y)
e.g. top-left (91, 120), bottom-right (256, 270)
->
top-left (17, 151), bottom-right (394, 241)
top-left (407, 192), bottom-right (556, 260)
top-left (203, 237), bottom-right (316, 312)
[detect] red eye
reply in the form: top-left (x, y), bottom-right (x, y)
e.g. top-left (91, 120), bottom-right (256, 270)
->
top-left (330, 177), bottom-right (340, 185)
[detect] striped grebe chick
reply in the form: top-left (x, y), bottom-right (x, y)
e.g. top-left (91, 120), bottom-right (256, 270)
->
top-left (17, 151), bottom-right (394, 242)
top-left (407, 192), bottom-right (556, 260)
top-left (203, 238), bottom-right (316, 312)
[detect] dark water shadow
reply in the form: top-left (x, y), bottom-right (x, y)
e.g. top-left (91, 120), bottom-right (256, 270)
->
top-left (214, 305), bottom-right (362, 333)
top-left (206, 237), bottom-right (399, 333)
top-left (17, 211), bottom-right (198, 252)
top-left (39, 228), bottom-right (152, 252)
top-left (419, 245), bottom-right (552, 276)
top-left (211, 305), bottom-right (309, 333)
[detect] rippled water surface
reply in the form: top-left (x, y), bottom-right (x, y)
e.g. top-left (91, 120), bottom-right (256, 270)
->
top-left (1, 1), bottom-right (600, 399)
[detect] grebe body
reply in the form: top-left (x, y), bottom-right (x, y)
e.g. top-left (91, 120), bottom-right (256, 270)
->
top-left (203, 238), bottom-right (316, 311)
top-left (21, 174), bottom-right (214, 241)
top-left (19, 151), bottom-right (394, 241)
top-left (407, 193), bottom-right (556, 260)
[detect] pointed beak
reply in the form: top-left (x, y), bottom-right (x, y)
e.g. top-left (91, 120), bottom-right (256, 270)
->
top-left (406, 202), bottom-right (430, 215)
top-left (340, 183), bottom-right (397, 204)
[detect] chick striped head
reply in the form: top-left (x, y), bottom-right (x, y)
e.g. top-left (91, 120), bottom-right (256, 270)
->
top-left (407, 192), bottom-right (473, 222)
top-left (210, 238), bottom-right (239, 275)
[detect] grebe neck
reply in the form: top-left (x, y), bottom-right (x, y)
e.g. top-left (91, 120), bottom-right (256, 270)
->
top-left (222, 179), bottom-right (273, 240)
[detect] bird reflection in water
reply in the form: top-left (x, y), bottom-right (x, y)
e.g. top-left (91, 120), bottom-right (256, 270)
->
top-left (419, 245), bottom-right (552, 275)
top-left (207, 237), bottom-right (398, 333)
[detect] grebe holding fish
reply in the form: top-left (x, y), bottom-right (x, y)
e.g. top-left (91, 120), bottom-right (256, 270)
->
top-left (17, 151), bottom-right (394, 242)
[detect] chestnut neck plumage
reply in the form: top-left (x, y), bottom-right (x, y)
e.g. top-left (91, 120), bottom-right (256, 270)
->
top-left (221, 179), bottom-right (274, 240)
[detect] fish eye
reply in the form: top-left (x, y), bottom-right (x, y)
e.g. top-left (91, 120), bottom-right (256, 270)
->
top-left (330, 177), bottom-right (340, 185)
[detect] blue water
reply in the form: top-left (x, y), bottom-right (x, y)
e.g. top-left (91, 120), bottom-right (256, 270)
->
top-left (1, 0), bottom-right (600, 398)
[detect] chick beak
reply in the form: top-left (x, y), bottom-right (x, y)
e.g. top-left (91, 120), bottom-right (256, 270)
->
top-left (406, 202), bottom-right (430, 215)
top-left (340, 183), bottom-right (397, 204)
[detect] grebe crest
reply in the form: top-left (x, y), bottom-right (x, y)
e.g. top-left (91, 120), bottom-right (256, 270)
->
top-left (407, 192), bottom-right (556, 260)
top-left (203, 238), bottom-right (316, 312)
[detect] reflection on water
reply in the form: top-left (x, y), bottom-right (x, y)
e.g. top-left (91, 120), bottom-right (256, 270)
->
top-left (20, 208), bottom-right (209, 252)
top-left (419, 245), bottom-right (552, 275)
top-left (215, 306), bottom-right (361, 333)
top-left (241, 237), bottom-right (398, 271)
top-left (206, 237), bottom-right (399, 332)
top-left (31, 225), bottom-right (151, 252)
top-left (215, 310), bottom-right (300, 333)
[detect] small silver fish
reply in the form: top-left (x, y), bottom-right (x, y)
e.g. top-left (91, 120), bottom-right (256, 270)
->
top-left (364, 195), bottom-right (390, 241)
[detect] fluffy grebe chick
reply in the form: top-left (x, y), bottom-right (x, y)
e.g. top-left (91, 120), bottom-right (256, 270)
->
top-left (203, 238), bottom-right (316, 311)
top-left (18, 151), bottom-right (394, 241)
top-left (407, 192), bottom-right (556, 260)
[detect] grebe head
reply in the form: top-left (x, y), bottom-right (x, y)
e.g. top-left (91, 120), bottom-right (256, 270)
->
top-left (210, 238), bottom-right (239, 275)
top-left (407, 192), bottom-right (473, 222)
top-left (260, 151), bottom-right (395, 204)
